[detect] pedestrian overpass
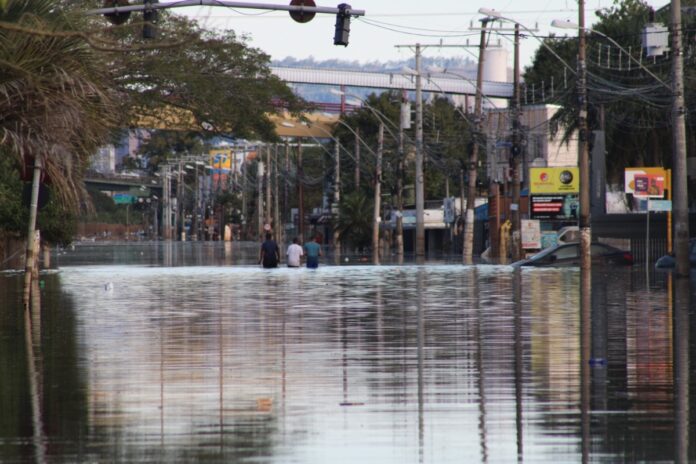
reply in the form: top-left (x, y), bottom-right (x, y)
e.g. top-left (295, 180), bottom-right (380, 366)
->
top-left (270, 66), bottom-right (513, 99)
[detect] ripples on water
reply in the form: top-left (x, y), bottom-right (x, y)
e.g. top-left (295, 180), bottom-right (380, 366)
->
top-left (0, 241), bottom-right (693, 463)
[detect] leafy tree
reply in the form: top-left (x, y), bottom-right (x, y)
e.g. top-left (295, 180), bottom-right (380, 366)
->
top-left (335, 191), bottom-right (371, 251)
top-left (0, 0), bottom-right (115, 210)
top-left (78, 4), bottom-right (309, 142)
top-left (523, 0), bottom-right (696, 187)
top-left (0, 153), bottom-right (76, 246)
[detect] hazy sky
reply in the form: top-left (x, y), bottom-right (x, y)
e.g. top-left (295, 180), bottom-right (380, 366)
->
top-left (177, 0), bottom-right (667, 68)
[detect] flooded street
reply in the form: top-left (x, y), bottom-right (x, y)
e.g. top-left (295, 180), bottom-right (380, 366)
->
top-left (1, 241), bottom-right (694, 463)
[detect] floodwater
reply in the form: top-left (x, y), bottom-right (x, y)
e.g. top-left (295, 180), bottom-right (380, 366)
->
top-left (1, 241), bottom-right (695, 463)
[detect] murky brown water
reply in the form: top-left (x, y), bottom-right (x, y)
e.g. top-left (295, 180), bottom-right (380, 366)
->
top-left (1, 241), bottom-right (694, 463)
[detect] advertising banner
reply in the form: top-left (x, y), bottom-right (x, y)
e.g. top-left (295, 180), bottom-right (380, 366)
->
top-left (529, 167), bottom-right (579, 194)
top-left (624, 167), bottom-right (666, 198)
top-left (521, 219), bottom-right (541, 249)
top-left (530, 194), bottom-right (579, 219)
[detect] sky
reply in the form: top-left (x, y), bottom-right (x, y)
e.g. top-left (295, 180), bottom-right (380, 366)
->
top-left (175, 0), bottom-right (668, 69)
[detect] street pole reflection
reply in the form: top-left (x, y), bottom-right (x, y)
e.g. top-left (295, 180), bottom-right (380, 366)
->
top-left (513, 269), bottom-right (523, 462)
top-left (25, 281), bottom-right (46, 464)
top-left (673, 274), bottom-right (690, 463)
top-left (219, 299), bottom-right (224, 454)
top-left (473, 268), bottom-right (488, 463)
top-left (591, 271), bottom-right (608, 433)
top-left (417, 269), bottom-right (425, 463)
top-left (159, 309), bottom-right (164, 448)
top-left (580, 266), bottom-right (591, 464)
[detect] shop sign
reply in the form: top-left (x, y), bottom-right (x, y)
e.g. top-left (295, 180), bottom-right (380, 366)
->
top-left (530, 194), bottom-right (579, 219)
top-left (529, 167), bottom-right (579, 194)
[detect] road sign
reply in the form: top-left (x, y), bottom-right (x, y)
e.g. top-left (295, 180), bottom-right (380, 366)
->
top-left (648, 199), bottom-right (672, 212)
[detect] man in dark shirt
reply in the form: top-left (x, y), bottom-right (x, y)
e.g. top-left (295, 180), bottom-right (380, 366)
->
top-left (259, 232), bottom-right (280, 268)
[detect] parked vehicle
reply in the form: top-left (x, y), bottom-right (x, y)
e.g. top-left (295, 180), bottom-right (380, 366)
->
top-left (511, 242), bottom-right (634, 268)
top-left (654, 239), bottom-right (696, 269)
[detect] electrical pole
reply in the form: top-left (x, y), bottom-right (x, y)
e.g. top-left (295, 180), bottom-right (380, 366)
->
top-left (415, 44), bottom-right (425, 260)
top-left (463, 20), bottom-right (489, 264)
top-left (510, 23), bottom-right (522, 262)
top-left (257, 158), bottom-right (264, 240)
top-left (396, 93), bottom-right (406, 259)
top-left (297, 139), bottom-right (305, 240)
top-left (373, 123), bottom-right (384, 265)
top-left (274, 144), bottom-right (281, 243)
top-left (266, 144), bottom-right (272, 229)
top-left (670, 0), bottom-right (690, 276)
top-left (354, 128), bottom-right (361, 190)
top-left (333, 141), bottom-right (341, 259)
top-left (176, 160), bottom-right (183, 241)
top-left (578, 0), bottom-right (591, 271)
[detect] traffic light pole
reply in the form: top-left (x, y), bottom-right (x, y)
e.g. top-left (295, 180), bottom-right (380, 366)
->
top-left (91, 1), bottom-right (364, 44)
top-left (91, 1), bottom-right (365, 16)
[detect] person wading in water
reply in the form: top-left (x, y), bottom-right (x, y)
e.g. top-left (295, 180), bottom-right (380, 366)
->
top-left (259, 232), bottom-right (280, 268)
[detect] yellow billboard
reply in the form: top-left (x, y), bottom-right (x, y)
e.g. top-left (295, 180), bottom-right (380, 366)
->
top-left (209, 149), bottom-right (232, 173)
top-left (529, 167), bottom-right (579, 194)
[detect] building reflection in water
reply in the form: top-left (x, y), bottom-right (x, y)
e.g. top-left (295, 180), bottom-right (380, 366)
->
top-left (1, 244), bottom-right (695, 463)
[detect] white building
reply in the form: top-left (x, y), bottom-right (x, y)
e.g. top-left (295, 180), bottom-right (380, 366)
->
top-left (92, 144), bottom-right (116, 174)
top-left (484, 104), bottom-right (578, 189)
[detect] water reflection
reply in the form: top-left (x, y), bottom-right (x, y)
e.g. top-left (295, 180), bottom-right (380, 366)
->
top-left (0, 242), bottom-right (693, 463)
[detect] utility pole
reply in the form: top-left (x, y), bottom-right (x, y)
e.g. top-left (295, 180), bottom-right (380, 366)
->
top-left (274, 144), bottom-right (281, 244)
top-left (284, 140), bottom-right (290, 235)
top-left (297, 139), bottom-right (305, 240)
top-left (333, 141), bottom-right (341, 259)
top-left (510, 23), bottom-right (522, 262)
top-left (396, 90), bottom-right (411, 261)
top-left (670, 0), bottom-right (690, 276)
top-left (373, 123), bottom-right (384, 265)
top-left (176, 160), bottom-right (183, 241)
top-left (257, 158), bottom-right (264, 240)
top-left (414, 44), bottom-right (425, 260)
top-left (578, 0), bottom-right (591, 272)
top-left (463, 19), bottom-right (490, 264)
top-left (395, 43), bottom-right (480, 260)
top-left (354, 128), bottom-right (361, 189)
top-left (266, 144), bottom-right (272, 228)
top-left (396, 91), bottom-right (406, 258)
top-left (162, 165), bottom-right (169, 240)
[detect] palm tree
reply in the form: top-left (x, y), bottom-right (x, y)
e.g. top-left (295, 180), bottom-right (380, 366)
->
top-left (335, 192), bottom-right (372, 253)
top-left (0, 0), bottom-right (115, 306)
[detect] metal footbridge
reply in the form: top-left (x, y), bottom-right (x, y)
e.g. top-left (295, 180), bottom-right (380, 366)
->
top-left (270, 66), bottom-right (513, 98)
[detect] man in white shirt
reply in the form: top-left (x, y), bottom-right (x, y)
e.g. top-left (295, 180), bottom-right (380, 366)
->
top-left (286, 237), bottom-right (304, 268)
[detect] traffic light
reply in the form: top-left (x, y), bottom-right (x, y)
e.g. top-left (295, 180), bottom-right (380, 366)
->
top-left (333, 3), bottom-right (351, 46)
top-left (103, 0), bottom-right (130, 25)
top-left (143, 0), bottom-right (159, 39)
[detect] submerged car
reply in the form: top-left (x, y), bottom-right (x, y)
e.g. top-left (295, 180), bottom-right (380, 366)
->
top-left (654, 239), bottom-right (696, 269)
top-left (511, 242), bottom-right (634, 268)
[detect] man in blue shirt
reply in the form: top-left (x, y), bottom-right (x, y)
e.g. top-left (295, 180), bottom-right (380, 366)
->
top-left (259, 232), bottom-right (280, 268)
top-left (303, 235), bottom-right (322, 269)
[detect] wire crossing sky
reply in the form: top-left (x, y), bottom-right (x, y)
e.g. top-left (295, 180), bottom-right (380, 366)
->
top-left (179, 0), bottom-right (669, 68)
